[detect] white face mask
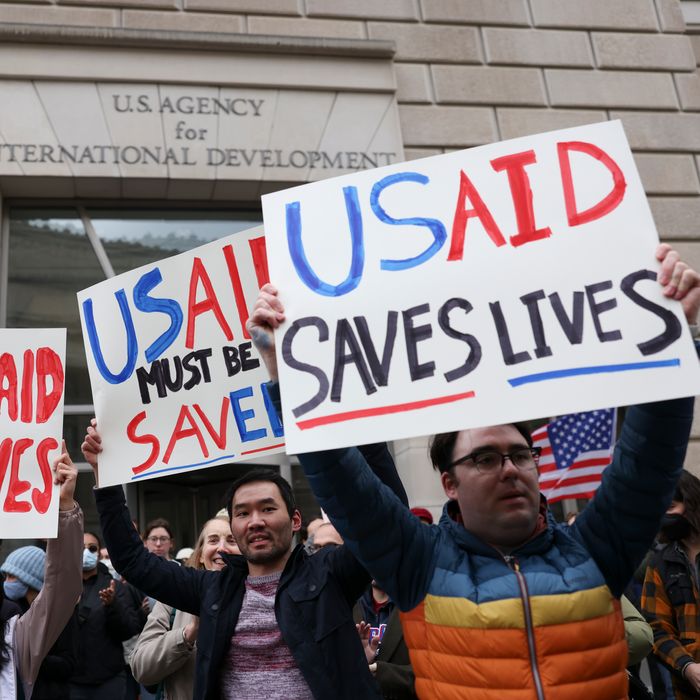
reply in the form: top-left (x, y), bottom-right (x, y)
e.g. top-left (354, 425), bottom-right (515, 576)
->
top-left (82, 548), bottom-right (98, 571)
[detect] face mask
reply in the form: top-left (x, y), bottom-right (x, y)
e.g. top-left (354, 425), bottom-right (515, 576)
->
top-left (660, 513), bottom-right (693, 541)
top-left (3, 580), bottom-right (28, 601)
top-left (82, 548), bottom-right (99, 571)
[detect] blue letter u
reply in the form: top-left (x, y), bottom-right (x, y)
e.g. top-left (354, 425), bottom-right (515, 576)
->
top-left (133, 267), bottom-right (183, 363)
top-left (370, 172), bottom-right (447, 271)
top-left (285, 185), bottom-right (365, 297)
top-left (82, 291), bottom-right (138, 384)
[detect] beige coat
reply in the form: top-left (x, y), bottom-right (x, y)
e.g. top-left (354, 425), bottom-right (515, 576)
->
top-left (130, 602), bottom-right (196, 700)
top-left (15, 503), bottom-right (84, 699)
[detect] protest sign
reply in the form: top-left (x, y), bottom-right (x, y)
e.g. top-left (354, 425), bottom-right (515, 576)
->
top-left (78, 226), bottom-right (285, 488)
top-left (261, 120), bottom-right (700, 454)
top-left (0, 328), bottom-right (65, 538)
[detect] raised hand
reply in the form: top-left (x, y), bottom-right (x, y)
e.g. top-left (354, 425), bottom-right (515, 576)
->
top-left (99, 579), bottom-right (117, 607)
top-left (656, 244), bottom-right (700, 325)
top-left (355, 621), bottom-right (380, 665)
top-left (54, 440), bottom-right (78, 511)
top-left (81, 418), bottom-right (102, 485)
top-left (183, 616), bottom-right (200, 646)
top-left (246, 283), bottom-right (286, 381)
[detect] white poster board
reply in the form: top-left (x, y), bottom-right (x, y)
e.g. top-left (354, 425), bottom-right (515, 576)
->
top-left (78, 227), bottom-right (285, 488)
top-left (262, 120), bottom-right (700, 454)
top-left (0, 329), bottom-right (65, 538)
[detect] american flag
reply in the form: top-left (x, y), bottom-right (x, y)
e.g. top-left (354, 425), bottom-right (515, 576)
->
top-left (534, 408), bottom-right (617, 504)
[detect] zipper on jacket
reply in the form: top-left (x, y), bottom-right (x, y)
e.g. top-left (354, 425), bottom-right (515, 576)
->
top-left (503, 555), bottom-right (546, 700)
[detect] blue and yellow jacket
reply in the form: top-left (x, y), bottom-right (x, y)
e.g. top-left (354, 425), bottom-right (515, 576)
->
top-left (298, 397), bottom-right (693, 699)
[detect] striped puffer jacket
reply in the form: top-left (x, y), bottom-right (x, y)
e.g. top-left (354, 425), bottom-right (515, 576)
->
top-left (400, 501), bottom-right (627, 699)
top-left (300, 396), bottom-right (694, 700)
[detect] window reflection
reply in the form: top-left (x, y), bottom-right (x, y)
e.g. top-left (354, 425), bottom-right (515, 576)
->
top-left (89, 210), bottom-right (261, 274)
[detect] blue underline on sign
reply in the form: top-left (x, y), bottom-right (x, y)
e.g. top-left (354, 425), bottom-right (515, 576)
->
top-left (130, 453), bottom-right (238, 481)
top-left (507, 358), bottom-right (681, 387)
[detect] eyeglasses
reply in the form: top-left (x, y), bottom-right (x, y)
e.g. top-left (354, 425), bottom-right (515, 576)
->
top-left (147, 536), bottom-right (171, 544)
top-left (84, 544), bottom-right (99, 553)
top-left (450, 447), bottom-right (542, 474)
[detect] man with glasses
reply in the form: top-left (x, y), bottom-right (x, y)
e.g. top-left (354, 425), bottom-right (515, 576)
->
top-left (248, 244), bottom-right (700, 700)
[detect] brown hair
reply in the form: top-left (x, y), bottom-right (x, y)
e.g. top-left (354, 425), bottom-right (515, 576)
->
top-left (429, 423), bottom-right (533, 474)
top-left (143, 518), bottom-right (173, 540)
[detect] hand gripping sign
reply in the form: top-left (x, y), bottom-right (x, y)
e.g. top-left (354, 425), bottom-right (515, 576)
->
top-left (261, 120), bottom-right (700, 454)
top-left (78, 227), bottom-right (285, 488)
top-left (0, 329), bottom-right (65, 538)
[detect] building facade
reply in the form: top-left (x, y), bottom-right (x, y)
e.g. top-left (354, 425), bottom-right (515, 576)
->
top-left (0, 0), bottom-right (699, 543)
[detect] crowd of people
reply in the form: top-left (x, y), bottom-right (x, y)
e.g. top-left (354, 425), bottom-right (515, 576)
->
top-left (1, 243), bottom-right (700, 699)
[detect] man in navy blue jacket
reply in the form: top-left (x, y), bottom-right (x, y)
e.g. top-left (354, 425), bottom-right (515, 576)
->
top-left (84, 438), bottom-right (408, 700)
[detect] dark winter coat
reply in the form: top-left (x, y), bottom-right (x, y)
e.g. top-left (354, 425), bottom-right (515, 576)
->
top-left (70, 562), bottom-right (144, 686)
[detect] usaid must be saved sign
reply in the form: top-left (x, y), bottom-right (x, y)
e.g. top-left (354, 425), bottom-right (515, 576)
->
top-left (78, 227), bottom-right (285, 487)
top-left (262, 120), bottom-right (700, 454)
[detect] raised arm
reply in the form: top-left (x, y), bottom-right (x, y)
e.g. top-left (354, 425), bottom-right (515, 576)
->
top-left (358, 442), bottom-right (408, 508)
top-left (249, 286), bottom-right (438, 611)
top-left (15, 445), bottom-right (83, 694)
top-left (573, 396), bottom-right (693, 596)
top-left (573, 245), bottom-right (700, 595)
top-left (305, 440), bottom-right (410, 607)
top-left (299, 445), bottom-right (437, 611)
top-left (82, 424), bottom-right (212, 615)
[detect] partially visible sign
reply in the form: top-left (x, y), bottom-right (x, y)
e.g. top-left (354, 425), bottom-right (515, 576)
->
top-left (78, 227), bottom-right (285, 487)
top-left (0, 82), bottom-right (402, 182)
top-left (262, 120), bottom-right (700, 454)
top-left (0, 329), bottom-right (65, 538)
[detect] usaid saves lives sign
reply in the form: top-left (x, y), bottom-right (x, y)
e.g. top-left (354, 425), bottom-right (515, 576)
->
top-left (262, 121), bottom-right (700, 453)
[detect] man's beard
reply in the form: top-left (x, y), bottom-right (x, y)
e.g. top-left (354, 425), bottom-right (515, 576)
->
top-left (241, 533), bottom-right (292, 566)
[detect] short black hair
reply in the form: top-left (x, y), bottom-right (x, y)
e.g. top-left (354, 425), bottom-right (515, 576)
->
top-left (430, 423), bottom-right (533, 474)
top-left (225, 468), bottom-right (297, 520)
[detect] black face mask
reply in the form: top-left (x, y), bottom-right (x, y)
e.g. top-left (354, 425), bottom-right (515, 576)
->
top-left (660, 513), bottom-right (693, 541)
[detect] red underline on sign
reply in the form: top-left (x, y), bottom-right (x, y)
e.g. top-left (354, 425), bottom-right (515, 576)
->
top-left (296, 391), bottom-right (477, 431)
top-left (241, 443), bottom-right (286, 456)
